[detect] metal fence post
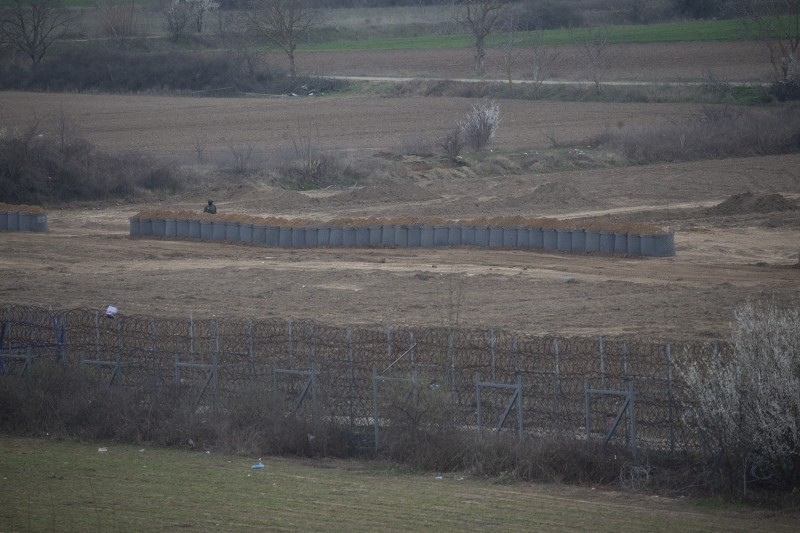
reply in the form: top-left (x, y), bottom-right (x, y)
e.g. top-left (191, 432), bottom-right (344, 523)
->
top-left (408, 332), bottom-right (415, 367)
top-left (512, 335), bottom-right (519, 372)
top-left (247, 320), bottom-right (255, 375)
top-left (628, 380), bottom-right (637, 460)
top-left (489, 329), bottom-right (496, 383)
top-left (665, 343), bottom-right (674, 454)
top-left (598, 334), bottom-right (606, 390)
top-left (211, 320), bottom-right (218, 411)
top-left (516, 373), bottom-right (523, 436)
top-left (347, 327), bottom-right (354, 429)
top-left (287, 316), bottom-right (294, 363)
top-left (94, 310), bottom-right (100, 360)
top-left (150, 319), bottom-right (158, 387)
top-left (584, 378), bottom-right (591, 441)
top-left (188, 312), bottom-right (194, 363)
top-left (372, 367), bottom-right (379, 452)
top-left (311, 362), bottom-right (318, 427)
top-left (386, 325), bottom-right (392, 366)
top-left (53, 313), bottom-right (67, 363)
top-left (308, 322), bottom-right (316, 367)
top-left (554, 337), bottom-right (562, 427)
top-left (621, 341), bottom-right (629, 379)
top-left (475, 372), bottom-right (482, 430)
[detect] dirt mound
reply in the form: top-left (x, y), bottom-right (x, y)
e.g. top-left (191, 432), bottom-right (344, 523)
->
top-left (0, 202), bottom-right (46, 214)
top-left (237, 188), bottom-right (320, 211)
top-left (496, 181), bottom-right (591, 209)
top-left (709, 192), bottom-right (799, 215)
top-left (342, 182), bottom-right (439, 204)
top-left (531, 182), bottom-right (591, 205)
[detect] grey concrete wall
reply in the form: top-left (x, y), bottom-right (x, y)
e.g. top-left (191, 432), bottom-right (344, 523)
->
top-left (130, 218), bottom-right (676, 257)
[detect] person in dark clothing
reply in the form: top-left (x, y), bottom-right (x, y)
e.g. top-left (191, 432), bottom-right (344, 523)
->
top-left (203, 199), bottom-right (217, 214)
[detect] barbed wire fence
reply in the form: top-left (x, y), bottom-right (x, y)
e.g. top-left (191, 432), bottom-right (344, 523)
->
top-left (0, 303), bottom-right (722, 455)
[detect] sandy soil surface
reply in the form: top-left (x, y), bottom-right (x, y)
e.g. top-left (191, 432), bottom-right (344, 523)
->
top-left (0, 38), bottom-right (797, 341)
top-left (2, 147), bottom-right (798, 341)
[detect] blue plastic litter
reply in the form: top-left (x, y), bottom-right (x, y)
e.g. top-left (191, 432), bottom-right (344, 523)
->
top-left (251, 462), bottom-right (265, 470)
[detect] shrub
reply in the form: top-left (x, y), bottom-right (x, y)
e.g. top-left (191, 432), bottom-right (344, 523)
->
top-left (680, 302), bottom-right (800, 496)
top-left (276, 135), bottom-right (363, 190)
top-left (0, 120), bottom-right (186, 204)
top-left (588, 104), bottom-right (800, 164)
top-left (0, 47), bottom-right (350, 96)
top-left (769, 81), bottom-right (800, 102)
top-left (458, 101), bottom-right (501, 151)
top-left (439, 127), bottom-right (466, 161)
top-left (515, 0), bottom-right (586, 30)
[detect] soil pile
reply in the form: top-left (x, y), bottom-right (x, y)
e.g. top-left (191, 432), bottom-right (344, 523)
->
top-left (0, 202), bottom-right (46, 213)
top-left (343, 182), bottom-right (438, 204)
top-left (530, 182), bottom-right (591, 206)
top-left (708, 192), bottom-right (799, 215)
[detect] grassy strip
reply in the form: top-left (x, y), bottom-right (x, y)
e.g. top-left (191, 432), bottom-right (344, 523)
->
top-left (1, 436), bottom-right (795, 532)
top-left (301, 18), bottom-right (754, 52)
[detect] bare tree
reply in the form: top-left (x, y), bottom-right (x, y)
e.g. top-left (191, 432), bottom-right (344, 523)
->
top-left (459, 100), bottom-right (501, 150)
top-left (576, 26), bottom-right (621, 92)
top-left (246, 0), bottom-right (321, 78)
top-left (0, 0), bottom-right (79, 65)
top-left (499, 17), bottom-right (521, 86)
top-left (227, 142), bottom-right (256, 174)
top-left (162, 0), bottom-right (217, 40)
top-left (454, 0), bottom-right (509, 76)
top-left (192, 132), bottom-right (208, 165)
top-left (163, 0), bottom-right (192, 42)
top-left (191, 0), bottom-right (219, 34)
top-left (439, 127), bottom-right (466, 161)
top-left (528, 28), bottom-right (560, 95)
top-left (96, 0), bottom-right (137, 47)
top-left (741, 0), bottom-right (800, 83)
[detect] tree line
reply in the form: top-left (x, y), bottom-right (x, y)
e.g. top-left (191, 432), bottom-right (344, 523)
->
top-left (1, 0), bottom-right (798, 84)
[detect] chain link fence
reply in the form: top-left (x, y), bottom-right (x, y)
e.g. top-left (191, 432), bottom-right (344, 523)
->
top-left (0, 303), bottom-right (722, 454)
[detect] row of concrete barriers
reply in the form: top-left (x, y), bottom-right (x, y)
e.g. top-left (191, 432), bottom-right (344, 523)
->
top-left (0, 212), bottom-right (48, 232)
top-left (130, 217), bottom-right (675, 256)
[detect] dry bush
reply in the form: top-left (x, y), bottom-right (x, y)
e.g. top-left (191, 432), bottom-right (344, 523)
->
top-left (0, 362), bottom-right (179, 442)
top-left (439, 127), bottom-right (467, 160)
top-left (0, 119), bottom-right (186, 205)
top-left (458, 100), bottom-right (501, 151)
top-left (680, 301), bottom-right (800, 496)
top-left (378, 371), bottom-right (462, 470)
top-left (589, 104), bottom-right (800, 164)
top-left (0, 358), bottom-right (718, 492)
top-left (226, 143), bottom-right (256, 174)
top-left (400, 134), bottom-right (437, 157)
top-left (0, 363), bottom-right (356, 457)
top-left (275, 137), bottom-right (363, 190)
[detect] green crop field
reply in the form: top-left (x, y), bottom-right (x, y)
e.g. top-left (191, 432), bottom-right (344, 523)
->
top-left (1, 436), bottom-right (797, 532)
top-left (301, 18), bottom-right (754, 52)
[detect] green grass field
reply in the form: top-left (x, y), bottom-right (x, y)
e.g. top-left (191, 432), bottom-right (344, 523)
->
top-left (1, 436), bottom-right (797, 532)
top-left (301, 18), bottom-right (754, 52)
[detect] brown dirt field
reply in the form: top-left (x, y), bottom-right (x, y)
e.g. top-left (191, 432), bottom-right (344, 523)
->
top-left (286, 41), bottom-right (773, 82)
top-left (0, 37), bottom-right (797, 342)
top-left (0, 91), bottom-right (705, 158)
